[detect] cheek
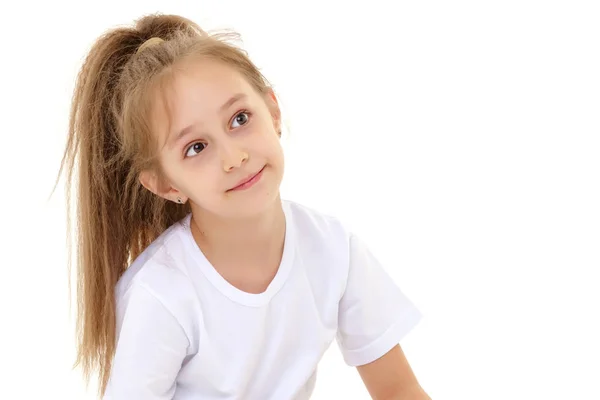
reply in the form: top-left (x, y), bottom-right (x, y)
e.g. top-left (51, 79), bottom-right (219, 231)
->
top-left (266, 140), bottom-right (285, 174)
top-left (256, 135), bottom-right (281, 160)
top-left (186, 160), bottom-right (225, 193)
top-left (248, 126), bottom-right (278, 153)
top-left (159, 158), bottom-right (199, 193)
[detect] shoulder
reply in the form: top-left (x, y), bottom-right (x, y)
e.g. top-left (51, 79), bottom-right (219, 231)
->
top-left (284, 201), bottom-right (380, 260)
top-left (283, 199), bottom-right (354, 278)
top-left (116, 216), bottom-right (192, 299)
top-left (284, 199), bottom-right (351, 245)
top-left (114, 216), bottom-right (199, 341)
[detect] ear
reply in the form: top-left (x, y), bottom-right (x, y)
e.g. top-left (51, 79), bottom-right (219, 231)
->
top-left (265, 89), bottom-right (282, 135)
top-left (139, 169), bottom-right (187, 204)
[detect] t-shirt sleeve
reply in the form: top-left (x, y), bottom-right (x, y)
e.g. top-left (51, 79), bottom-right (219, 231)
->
top-left (336, 232), bottom-right (423, 367)
top-left (103, 283), bottom-right (190, 400)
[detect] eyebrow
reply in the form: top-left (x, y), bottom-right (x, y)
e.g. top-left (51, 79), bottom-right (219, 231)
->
top-left (169, 93), bottom-right (247, 147)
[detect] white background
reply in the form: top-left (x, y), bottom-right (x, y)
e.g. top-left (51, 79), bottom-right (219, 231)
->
top-left (0, 0), bottom-right (598, 399)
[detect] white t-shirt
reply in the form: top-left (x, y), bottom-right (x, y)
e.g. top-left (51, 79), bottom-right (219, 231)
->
top-left (104, 200), bottom-right (422, 400)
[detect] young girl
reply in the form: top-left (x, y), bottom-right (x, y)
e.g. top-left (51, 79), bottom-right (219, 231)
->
top-left (59, 13), bottom-right (430, 400)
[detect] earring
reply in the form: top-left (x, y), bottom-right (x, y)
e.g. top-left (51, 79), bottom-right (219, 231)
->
top-left (176, 197), bottom-right (183, 204)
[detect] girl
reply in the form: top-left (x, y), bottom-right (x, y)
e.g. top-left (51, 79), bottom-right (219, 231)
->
top-left (58, 13), bottom-right (430, 400)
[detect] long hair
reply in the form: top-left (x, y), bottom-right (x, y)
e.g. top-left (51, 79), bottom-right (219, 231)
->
top-left (55, 13), bottom-right (272, 396)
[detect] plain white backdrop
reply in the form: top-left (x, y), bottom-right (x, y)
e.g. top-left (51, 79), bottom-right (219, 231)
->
top-left (0, 0), bottom-right (598, 398)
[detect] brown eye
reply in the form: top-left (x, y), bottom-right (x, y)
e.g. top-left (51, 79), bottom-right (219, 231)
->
top-left (231, 111), bottom-right (250, 128)
top-left (185, 142), bottom-right (206, 158)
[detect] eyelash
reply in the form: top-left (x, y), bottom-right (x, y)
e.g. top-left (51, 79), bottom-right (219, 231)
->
top-left (183, 110), bottom-right (252, 158)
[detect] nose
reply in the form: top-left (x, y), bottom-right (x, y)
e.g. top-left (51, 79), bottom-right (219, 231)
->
top-left (219, 139), bottom-right (249, 172)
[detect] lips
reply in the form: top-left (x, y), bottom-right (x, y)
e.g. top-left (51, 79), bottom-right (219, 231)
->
top-left (227, 166), bottom-right (265, 191)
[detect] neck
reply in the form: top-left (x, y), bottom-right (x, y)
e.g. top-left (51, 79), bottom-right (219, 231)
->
top-left (189, 196), bottom-right (286, 268)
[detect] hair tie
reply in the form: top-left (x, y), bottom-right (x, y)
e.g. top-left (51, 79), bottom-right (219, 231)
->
top-left (136, 37), bottom-right (165, 54)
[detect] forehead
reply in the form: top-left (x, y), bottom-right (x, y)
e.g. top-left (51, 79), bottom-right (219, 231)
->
top-left (171, 59), bottom-right (252, 101)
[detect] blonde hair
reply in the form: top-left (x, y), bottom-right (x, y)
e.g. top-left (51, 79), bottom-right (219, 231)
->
top-left (55, 13), bottom-right (272, 396)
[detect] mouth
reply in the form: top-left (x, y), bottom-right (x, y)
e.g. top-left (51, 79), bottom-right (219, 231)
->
top-left (227, 165), bottom-right (266, 192)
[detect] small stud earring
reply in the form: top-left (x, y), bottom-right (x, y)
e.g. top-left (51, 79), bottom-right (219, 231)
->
top-left (177, 197), bottom-right (183, 204)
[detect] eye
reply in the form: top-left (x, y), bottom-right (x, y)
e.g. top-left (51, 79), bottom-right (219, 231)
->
top-left (231, 111), bottom-right (250, 129)
top-left (185, 142), bottom-right (207, 158)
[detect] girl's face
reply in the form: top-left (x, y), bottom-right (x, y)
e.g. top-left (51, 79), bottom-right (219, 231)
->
top-left (142, 58), bottom-right (284, 219)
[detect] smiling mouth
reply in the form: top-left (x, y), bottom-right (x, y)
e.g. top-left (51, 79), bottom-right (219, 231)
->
top-left (227, 166), bottom-right (266, 192)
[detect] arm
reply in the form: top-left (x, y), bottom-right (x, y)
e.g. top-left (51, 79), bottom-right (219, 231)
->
top-left (336, 232), bottom-right (428, 399)
top-left (357, 344), bottom-right (431, 400)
